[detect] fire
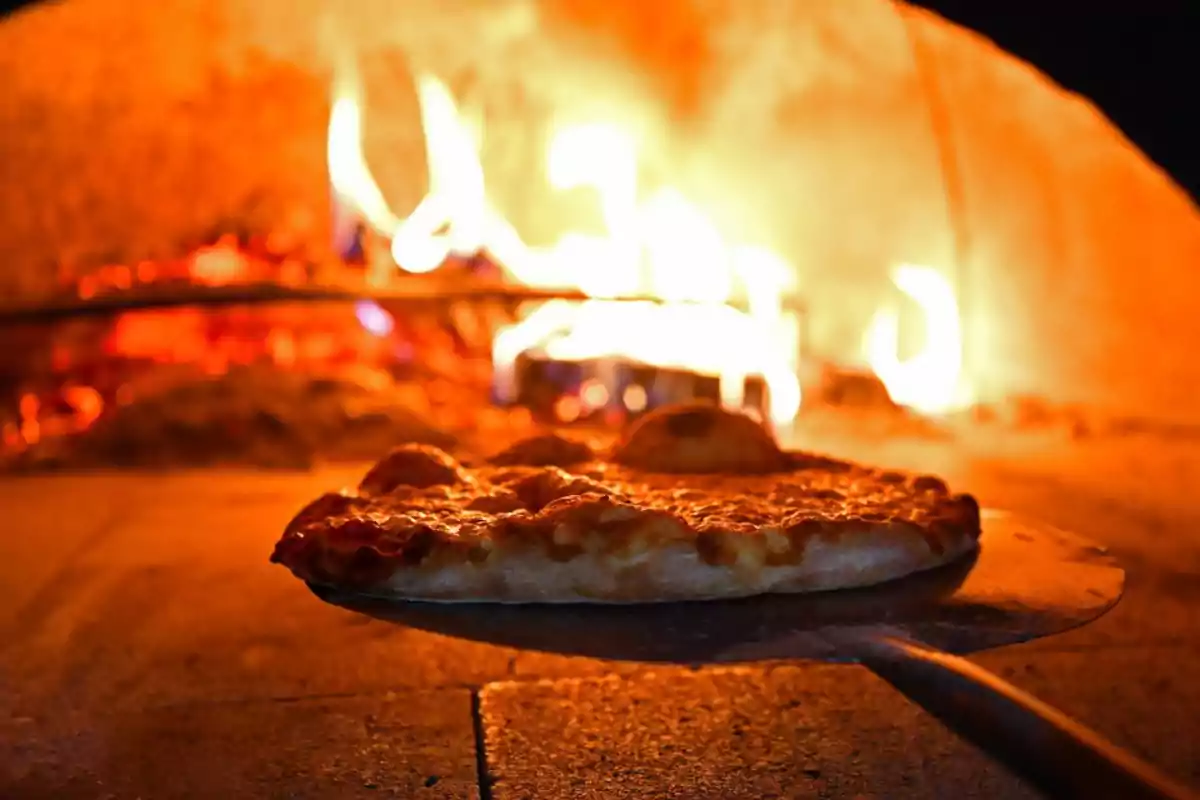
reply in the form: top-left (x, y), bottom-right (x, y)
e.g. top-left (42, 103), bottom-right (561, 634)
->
top-left (864, 264), bottom-right (967, 415)
top-left (327, 68), bottom-right (803, 426)
top-left (327, 74), bottom-right (400, 237)
top-left (390, 75), bottom-right (489, 275)
top-left (327, 65), bottom-right (966, 424)
top-left (539, 122), bottom-right (640, 298)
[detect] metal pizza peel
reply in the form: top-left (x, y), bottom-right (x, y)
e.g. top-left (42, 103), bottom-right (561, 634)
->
top-left (306, 510), bottom-right (1196, 799)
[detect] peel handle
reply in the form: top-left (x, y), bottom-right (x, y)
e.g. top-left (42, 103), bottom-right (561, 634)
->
top-left (858, 636), bottom-right (1196, 800)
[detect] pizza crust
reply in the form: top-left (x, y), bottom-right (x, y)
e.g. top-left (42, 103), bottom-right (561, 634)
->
top-left (611, 402), bottom-right (790, 474)
top-left (271, 404), bottom-right (983, 604)
top-left (339, 521), bottom-right (977, 604)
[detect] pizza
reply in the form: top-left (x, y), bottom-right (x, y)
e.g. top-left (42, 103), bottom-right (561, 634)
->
top-left (270, 403), bottom-right (982, 603)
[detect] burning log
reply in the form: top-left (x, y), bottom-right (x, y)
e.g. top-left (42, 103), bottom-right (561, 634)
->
top-left (503, 350), bottom-right (771, 428)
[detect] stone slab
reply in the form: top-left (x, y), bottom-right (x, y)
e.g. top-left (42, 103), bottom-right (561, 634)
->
top-left (3, 431), bottom-right (1200, 798)
top-left (479, 646), bottom-right (1200, 799)
top-left (0, 471), bottom-right (519, 715)
top-left (1, 689), bottom-right (479, 800)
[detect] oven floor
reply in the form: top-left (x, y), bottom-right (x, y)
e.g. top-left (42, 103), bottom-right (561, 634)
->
top-left (1, 428), bottom-right (1198, 799)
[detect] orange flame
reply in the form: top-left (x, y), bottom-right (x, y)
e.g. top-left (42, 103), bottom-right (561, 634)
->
top-left (390, 75), bottom-right (489, 274)
top-left (328, 75), bottom-right (400, 235)
top-left (864, 264), bottom-right (967, 414)
top-left (326, 65), bottom-right (968, 423)
top-left (327, 68), bottom-right (804, 425)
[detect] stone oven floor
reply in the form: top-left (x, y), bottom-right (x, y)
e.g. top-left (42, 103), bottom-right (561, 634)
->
top-left (2, 426), bottom-right (1199, 799)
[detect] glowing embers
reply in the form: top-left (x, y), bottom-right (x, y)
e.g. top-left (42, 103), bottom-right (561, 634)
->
top-left (69, 234), bottom-right (316, 302)
top-left (3, 386), bottom-right (103, 450)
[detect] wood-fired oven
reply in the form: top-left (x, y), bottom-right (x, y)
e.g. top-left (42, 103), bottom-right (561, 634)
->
top-left (1, 2), bottom-right (1198, 798)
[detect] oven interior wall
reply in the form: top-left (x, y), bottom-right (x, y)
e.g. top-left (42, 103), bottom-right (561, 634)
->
top-left (1, 0), bottom-right (1197, 424)
top-left (905, 7), bottom-right (1200, 427)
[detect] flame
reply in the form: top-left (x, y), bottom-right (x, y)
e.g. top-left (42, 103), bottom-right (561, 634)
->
top-left (328, 64), bottom-right (404, 287)
top-left (487, 114), bottom-right (804, 425)
top-left (390, 75), bottom-right (489, 273)
top-left (326, 69), bottom-right (857, 427)
top-left (864, 264), bottom-right (966, 414)
top-left (326, 65), bottom-right (977, 423)
top-left (328, 77), bottom-right (400, 236)
top-left (542, 123), bottom-right (641, 298)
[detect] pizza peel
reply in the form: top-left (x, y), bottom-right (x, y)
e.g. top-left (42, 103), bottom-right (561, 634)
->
top-left (306, 510), bottom-right (1196, 799)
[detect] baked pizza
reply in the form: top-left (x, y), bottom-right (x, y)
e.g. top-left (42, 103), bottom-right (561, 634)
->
top-left (270, 403), bottom-right (981, 603)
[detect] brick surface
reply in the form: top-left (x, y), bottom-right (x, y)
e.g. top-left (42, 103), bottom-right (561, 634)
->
top-left (0, 689), bottom-right (478, 800)
top-left (0, 470), bottom-right (520, 715)
top-left (481, 664), bottom-right (1034, 799)
top-left (973, 645), bottom-right (1200, 783)
top-left (480, 646), bottom-right (1200, 799)
top-left (2, 435), bottom-right (1200, 797)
